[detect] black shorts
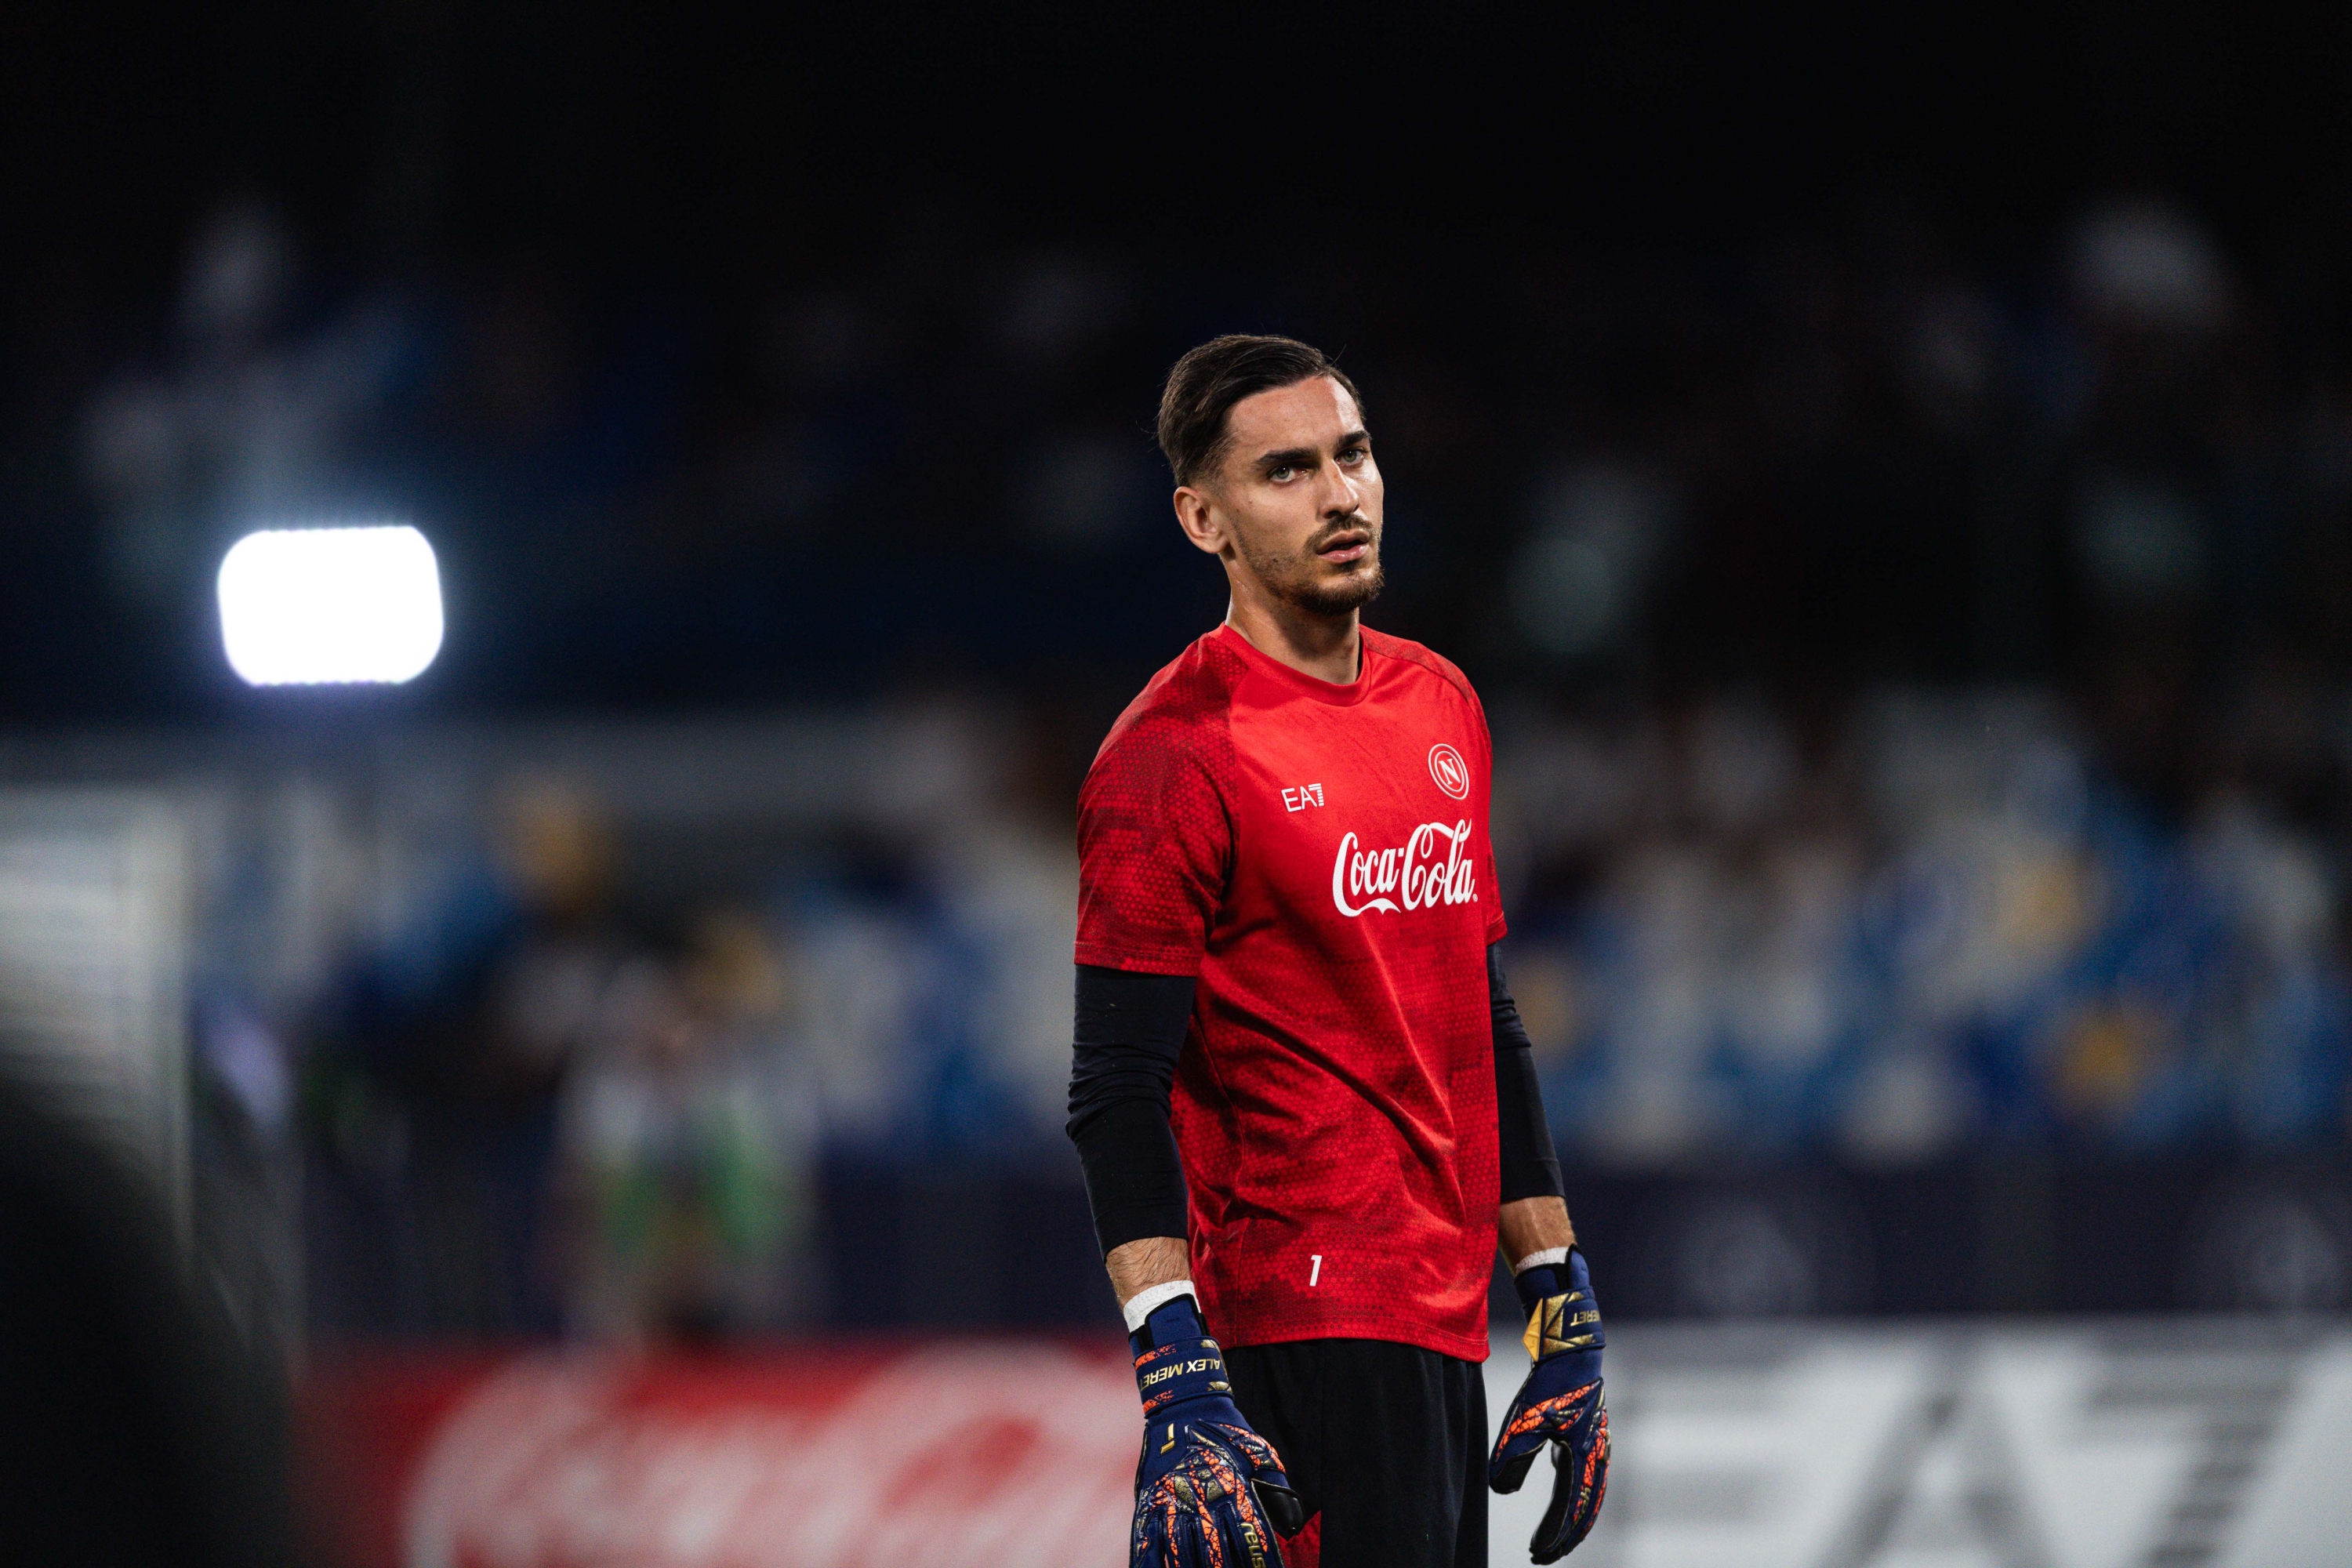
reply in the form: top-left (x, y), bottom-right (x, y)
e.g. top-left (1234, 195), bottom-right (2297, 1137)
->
top-left (1222, 1338), bottom-right (1486, 1568)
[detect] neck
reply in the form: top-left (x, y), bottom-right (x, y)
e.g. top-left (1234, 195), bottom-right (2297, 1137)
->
top-left (1223, 579), bottom-right (1361, 685)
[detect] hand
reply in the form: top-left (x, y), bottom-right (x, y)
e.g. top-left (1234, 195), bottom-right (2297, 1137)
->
top-left (1489, 1247), bottom-right (1609, 1563)
top-left (1128, 1294), bottom-right (1305, 1568)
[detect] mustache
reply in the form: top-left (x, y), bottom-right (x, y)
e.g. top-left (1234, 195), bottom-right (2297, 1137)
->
top-left (1308, 516), bottom-right (1375, 551)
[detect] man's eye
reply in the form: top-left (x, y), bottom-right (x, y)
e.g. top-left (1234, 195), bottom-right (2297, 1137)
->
top-left (1268, 466), bottom-right (1294, 482)
top-left (1339, 447), bottom-right (1367, 466)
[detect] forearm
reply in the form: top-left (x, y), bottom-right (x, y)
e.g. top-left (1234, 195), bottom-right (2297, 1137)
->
top-left (1106, 1233), bottom-right (1191, 1305)
top-left (1499, 1193), bottom-right (1575, 1269)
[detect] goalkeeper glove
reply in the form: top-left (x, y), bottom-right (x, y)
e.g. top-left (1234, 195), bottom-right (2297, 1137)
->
top-left (1489, 1247), bottom-right (1610, 1562)
top-left (1128, 1291), bottom-right (1305, 1568)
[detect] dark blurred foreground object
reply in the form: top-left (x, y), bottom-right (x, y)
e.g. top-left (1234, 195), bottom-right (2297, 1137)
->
top-left (0, 1071), bottom-right (296, 1568)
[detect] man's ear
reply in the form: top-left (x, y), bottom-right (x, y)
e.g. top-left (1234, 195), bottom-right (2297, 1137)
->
top-left (1172, 486), bottom-right (1225, 557)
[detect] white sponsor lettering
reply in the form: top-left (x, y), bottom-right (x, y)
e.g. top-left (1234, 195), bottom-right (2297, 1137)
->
top-left (1330, 819), bottom-right (1478, 917)
top-left (402, 1344), bottom-right (1138, 1568)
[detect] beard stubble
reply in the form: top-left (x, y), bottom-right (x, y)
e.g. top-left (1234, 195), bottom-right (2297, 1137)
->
top-left (1239, 524), bottom-right (1386, 619)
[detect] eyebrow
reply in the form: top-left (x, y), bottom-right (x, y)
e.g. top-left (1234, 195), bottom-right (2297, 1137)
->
top-left (1253, 430), bottom-right (1372, 472)
top-left (1254, 446), bottom-right (1319, 472)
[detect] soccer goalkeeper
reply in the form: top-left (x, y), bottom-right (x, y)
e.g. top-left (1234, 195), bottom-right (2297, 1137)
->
top-left (1069, 336), bottom-right (1610, 1567)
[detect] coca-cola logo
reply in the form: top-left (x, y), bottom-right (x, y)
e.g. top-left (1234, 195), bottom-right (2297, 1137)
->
top-left (1331, 819), bottom-right (1479, 917)
top-left (399, 1345), bottom-right (1137, 1568)
top-left (1428, 743), bottom-right (1471, 800)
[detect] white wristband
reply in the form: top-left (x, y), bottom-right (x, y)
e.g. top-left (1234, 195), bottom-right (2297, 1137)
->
top-left (1514, 1246), bottom-right (1570, 1274)
top-left (1121, 1279), bottom-right (1199, 1334)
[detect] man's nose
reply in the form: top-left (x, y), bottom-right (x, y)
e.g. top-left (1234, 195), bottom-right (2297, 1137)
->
top-left (1314, 463), bottom-right (1360, 518)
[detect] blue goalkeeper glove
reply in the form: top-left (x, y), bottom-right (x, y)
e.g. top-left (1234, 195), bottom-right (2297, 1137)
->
top-left (1489, 1247), bottom-right (1610, 1562)
top-left (1128, 1292), bottom-right (1305, 1568)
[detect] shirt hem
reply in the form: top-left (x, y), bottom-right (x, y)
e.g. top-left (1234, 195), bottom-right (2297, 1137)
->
top-left (1214, 1319), bottom-right (1493, 1363)
top-left (1073, 943), bottom-right (1203, 977)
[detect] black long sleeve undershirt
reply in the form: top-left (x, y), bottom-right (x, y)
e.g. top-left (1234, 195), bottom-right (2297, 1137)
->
top-left (1065, 965), bottom-right (1196, 1256)
top-left (1490, 946), bottom-right (1565, 1203)
top-left (1066, 949), bottom-right (1563, 1258)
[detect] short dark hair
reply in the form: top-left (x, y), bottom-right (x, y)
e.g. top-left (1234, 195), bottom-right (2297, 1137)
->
top-left (1156, 334), bottom-right (1365, 486)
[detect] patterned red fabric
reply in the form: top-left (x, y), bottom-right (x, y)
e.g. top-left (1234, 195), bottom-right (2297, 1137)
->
top-left (1282, 1513), bottom-right (1321, 1568)
top-left (1077, 623), bottom-right (1506, 1359)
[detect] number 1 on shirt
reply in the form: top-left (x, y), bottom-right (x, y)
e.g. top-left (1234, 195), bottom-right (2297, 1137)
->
top-left (1309, 1254), bottom-right (1323, 1287)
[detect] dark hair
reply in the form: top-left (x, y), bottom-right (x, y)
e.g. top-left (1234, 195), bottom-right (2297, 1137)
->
top-left (1156, 334), bottom-right (1364, 486)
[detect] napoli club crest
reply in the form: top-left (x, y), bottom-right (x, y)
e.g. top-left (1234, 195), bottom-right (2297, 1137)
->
top-left (1427, 742), bottom-right (1470, 800)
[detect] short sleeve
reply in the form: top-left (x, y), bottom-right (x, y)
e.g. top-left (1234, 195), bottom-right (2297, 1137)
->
top-left (1075, 717), bottom-right (1232, 975)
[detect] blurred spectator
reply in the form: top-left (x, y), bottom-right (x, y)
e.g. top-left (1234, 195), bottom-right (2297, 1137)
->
top-left (555, 910), bottom-right (817, 1344)
top-left (308, 777), bottom-right (631, 1336)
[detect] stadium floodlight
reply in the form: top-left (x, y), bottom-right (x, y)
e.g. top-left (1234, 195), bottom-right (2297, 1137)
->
top-left (216, 524), bottom-right (445, 686)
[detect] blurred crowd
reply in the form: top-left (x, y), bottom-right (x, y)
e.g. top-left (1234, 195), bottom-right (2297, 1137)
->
top-left (292, 751), bottom-right (1080, 1341)
top-left (1497, 691), bottom-right (2349, 1164)
top-left (268, 688), bottom-right (2351, 1340)
top-left (303, 782), bottom-right (823, 1341)
top-left (16, 189), bottom-right (2352, 715)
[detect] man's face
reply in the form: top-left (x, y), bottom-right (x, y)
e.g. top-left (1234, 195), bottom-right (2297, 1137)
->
top-left (1189, 376), bottom-right (1385, 617)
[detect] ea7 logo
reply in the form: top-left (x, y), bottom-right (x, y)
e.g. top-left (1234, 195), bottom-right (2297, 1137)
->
top-left (1283, 783), bottom-right (1324, 813)
top-left (1428, 743), bottom-right (1470, 800)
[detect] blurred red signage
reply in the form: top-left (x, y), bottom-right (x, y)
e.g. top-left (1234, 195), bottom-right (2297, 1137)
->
top-left (300, 1341), bottom-right (1138, 1568)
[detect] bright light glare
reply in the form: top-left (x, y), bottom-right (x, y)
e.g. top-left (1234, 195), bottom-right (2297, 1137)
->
top-left (217, 524), bottom-right (444, 686)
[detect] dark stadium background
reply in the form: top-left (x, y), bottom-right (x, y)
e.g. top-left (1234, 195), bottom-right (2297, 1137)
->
top-left (2, 6), bottom-right (2350, 1566)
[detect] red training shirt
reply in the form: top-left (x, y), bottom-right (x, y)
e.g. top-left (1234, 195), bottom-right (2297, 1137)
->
top-left (1076, 622), bottom-right (1506, 1360)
